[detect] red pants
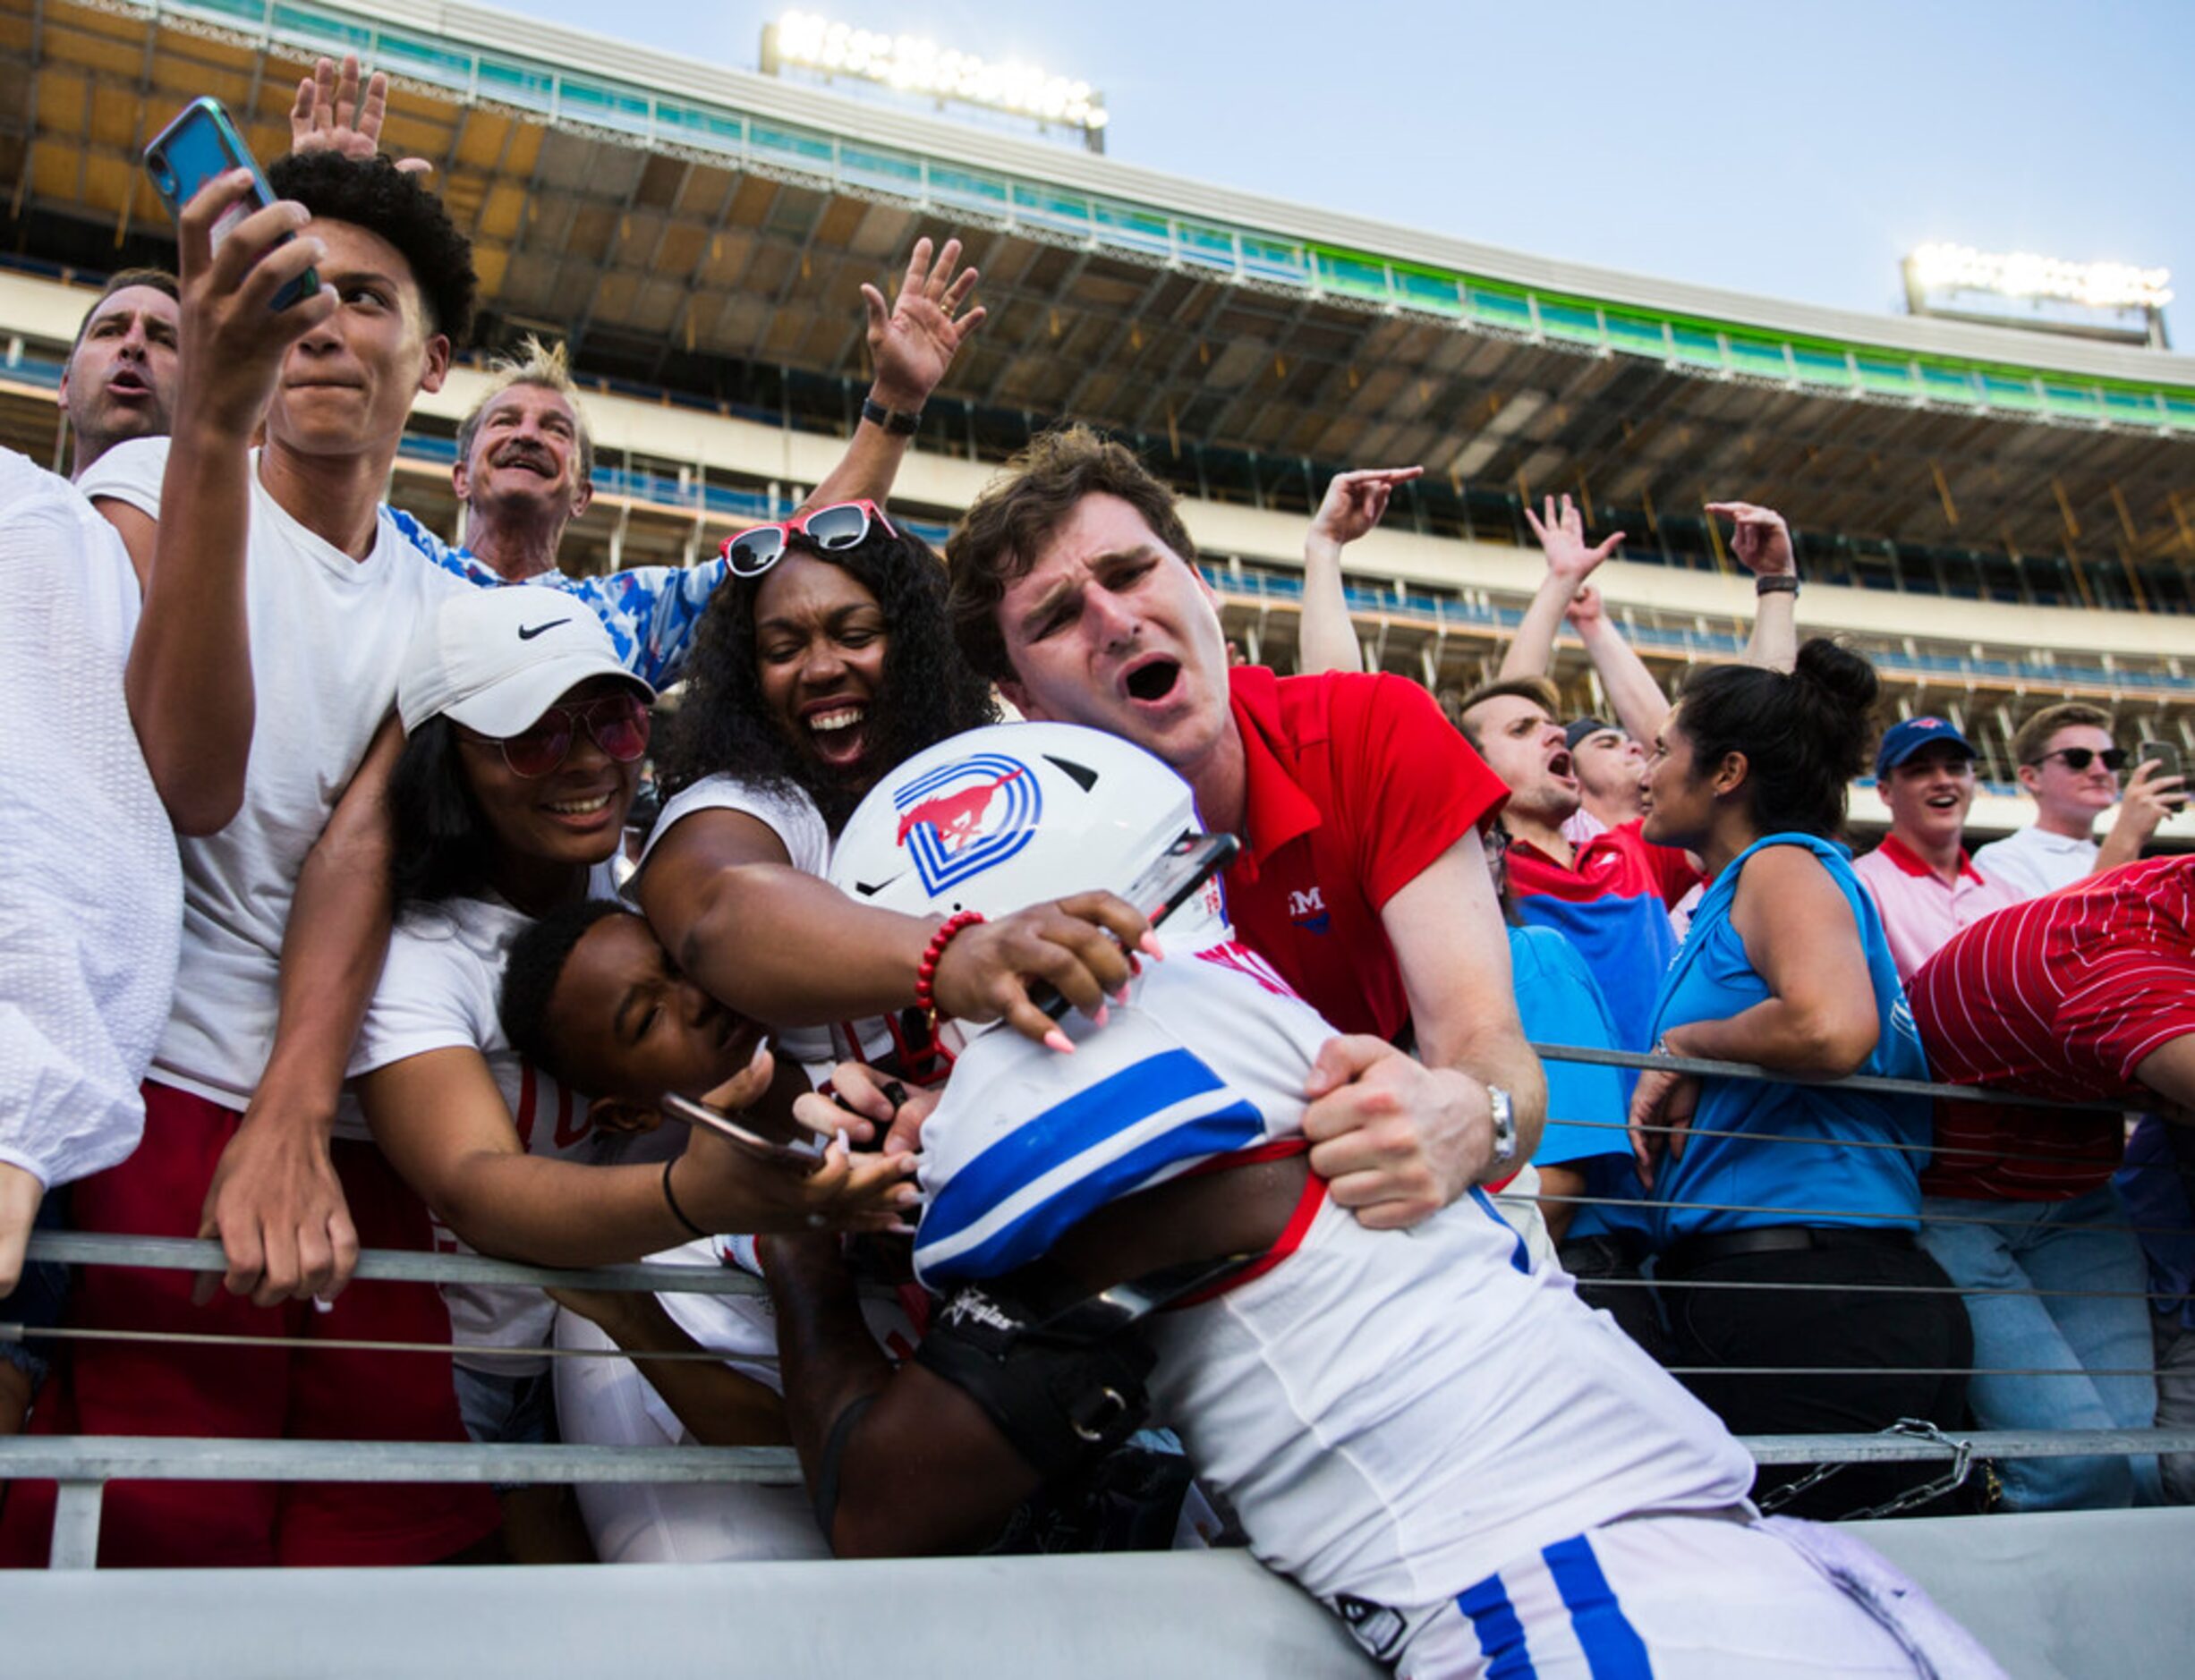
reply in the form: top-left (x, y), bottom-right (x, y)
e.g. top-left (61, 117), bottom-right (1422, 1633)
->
top-left (0, 1082), bottom-right (499, 1568)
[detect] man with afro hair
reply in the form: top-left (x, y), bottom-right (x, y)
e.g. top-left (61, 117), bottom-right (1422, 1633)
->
top-left (1, 150), bottom-right (501, 1568)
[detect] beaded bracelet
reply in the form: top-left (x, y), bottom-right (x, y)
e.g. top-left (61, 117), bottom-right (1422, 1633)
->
top-left (915, 909), bottom-right (987, 1016)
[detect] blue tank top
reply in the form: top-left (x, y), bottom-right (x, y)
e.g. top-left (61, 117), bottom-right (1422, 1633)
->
top-left (1644, 834), bottom-right (1929, 1245)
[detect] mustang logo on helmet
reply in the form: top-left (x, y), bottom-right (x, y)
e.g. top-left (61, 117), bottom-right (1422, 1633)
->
top-left (892, 755), bottom-right (1042, 895)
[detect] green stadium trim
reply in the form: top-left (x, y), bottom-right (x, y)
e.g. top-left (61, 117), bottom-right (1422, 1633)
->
top-left (127, 0), bottom-right (2195, 432)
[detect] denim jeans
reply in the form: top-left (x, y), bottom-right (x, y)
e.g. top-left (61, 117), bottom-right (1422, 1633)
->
top-left (1918, 1185), bottom-right (2159, 1510)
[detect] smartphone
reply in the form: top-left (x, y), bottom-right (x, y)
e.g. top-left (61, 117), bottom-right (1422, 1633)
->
top-left (1031, 830), bottom-right (1242, 1022)
top-left (660, 1091), bottom-right (827, 1173)
top-left (2137, 740), bottom-right (2182, 785)
top-left (143, 97), bottom-right (319, 310)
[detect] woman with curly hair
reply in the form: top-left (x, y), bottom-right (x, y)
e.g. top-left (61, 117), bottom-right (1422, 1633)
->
top-left (633, 503), bottom-right (1151, 1085)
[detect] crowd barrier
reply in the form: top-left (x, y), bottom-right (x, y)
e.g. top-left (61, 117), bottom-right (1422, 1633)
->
top-left (2, 1496), bottom-right (2191, 1677)
top-left (4, 1038), bottom-right (2188, 1680)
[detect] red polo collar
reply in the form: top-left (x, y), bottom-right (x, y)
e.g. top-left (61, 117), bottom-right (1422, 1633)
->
top-left (1877, 831), bottom-right (1981, 883)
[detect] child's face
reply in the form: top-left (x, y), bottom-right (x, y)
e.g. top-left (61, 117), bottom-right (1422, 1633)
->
top-left (545, 912), bottom-right (761, 1100)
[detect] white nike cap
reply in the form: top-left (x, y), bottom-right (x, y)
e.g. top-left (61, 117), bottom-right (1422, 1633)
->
top-left (398, 584), bottom-right (653, 737)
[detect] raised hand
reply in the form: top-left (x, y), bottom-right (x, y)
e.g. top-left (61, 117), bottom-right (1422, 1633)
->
top-left (1300, 1036), bottom-right (1496, 1231)
top-left (2111, 758), bottom-right (2189, 849)
top-left (290, 53), bottom-right (434, 178)
top-left (1523, 493), bottom-right (1625, 584)
top-left (929, 890), bottom-right (1157, 1052)
top-left (861, 236), bottom-right (987, 412)
top-left (668, 1047), bottom-right (922, 1235)
top-left (796, 1061), bottom-right (939, 1158)
top-left (1705, 501), bottom-right (1797, 578)
top-left (1309, 466), bottom-right (1424, 550)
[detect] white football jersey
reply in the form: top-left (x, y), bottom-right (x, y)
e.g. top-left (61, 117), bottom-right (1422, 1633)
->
top-left (915, 938), bottom-right (1757, 1616)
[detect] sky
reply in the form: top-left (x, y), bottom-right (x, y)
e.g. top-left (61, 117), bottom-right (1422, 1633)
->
top-left (493, 0), bottom-right (2193, 331)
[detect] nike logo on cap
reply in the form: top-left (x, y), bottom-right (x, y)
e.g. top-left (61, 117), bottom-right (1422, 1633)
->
top-left (517, 619), bottom-right (571, 641)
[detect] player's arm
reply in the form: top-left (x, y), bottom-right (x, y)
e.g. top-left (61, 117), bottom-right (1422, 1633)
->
top-left (1302, 831), bottom-right (1547, 1229)
top-left (794, 237), bottom-right (984, 515)
top-left (549, 1286), bottom-right (793, 1447)
top-left (763, 1232), bottom-right (1043, 1557)
top-left (766, 1136), bottom-right (1306, 1557)
top-left (637, 808), bottom-right (1148, 1046)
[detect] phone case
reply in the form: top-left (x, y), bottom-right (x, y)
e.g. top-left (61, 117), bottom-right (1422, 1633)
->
top-left (143, 98), bottom-right (319, 310)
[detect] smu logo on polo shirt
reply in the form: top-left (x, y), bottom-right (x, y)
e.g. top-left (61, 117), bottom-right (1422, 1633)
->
top-left (893, 752), bottom-right (1041, 895)
top-left (1287, 885), bottom-right (1331, 936)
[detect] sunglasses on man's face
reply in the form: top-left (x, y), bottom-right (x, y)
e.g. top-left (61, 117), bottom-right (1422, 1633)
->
top-left (461, 693), bottom-right (651, 778)
top-left (721, 500), bottom-right (898, 579)
top-left (2028, 746), bottom-right (2127, 775)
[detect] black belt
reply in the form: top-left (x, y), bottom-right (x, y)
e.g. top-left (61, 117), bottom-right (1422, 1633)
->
top-left (1659, 1224), bottom-right (1914, 1279)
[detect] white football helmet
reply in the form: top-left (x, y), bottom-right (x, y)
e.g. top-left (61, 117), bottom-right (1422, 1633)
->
top-left (828, 722), bottom-right (1223, 945)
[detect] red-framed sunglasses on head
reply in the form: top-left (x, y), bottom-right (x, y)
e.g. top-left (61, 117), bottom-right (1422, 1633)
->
top-left (721, 499), bottom-right (898, 579)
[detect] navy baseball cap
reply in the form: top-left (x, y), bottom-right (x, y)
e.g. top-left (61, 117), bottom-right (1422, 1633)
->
top-left (1875, 716), bottom-right (1977, 777)
top-left (1564, 717), bottom-right (1621, 752)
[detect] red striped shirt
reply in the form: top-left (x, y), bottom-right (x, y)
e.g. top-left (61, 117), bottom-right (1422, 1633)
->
top-left (1907, 855), bottom-right (2195, 1201)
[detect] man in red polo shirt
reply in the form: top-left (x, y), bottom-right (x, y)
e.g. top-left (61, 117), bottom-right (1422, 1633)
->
top-left (944, 427), bottom-right (1540, 1227)
top-left (1907, 853), bottom-right (2195, 1509)
top-left (1852, 716), bottom-right (2022, 981)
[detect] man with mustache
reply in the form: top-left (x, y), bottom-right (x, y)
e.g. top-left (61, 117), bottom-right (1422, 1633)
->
top-left (390, 239), bottom-right (983, 688)
top-left (286, 51), bottom-right (986, 690)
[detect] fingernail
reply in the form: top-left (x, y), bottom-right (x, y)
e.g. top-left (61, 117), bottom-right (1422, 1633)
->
top-left (1043, 1028), bottom-right (1076, 1055)
top-left (312, 1294), bottom-right (334, 1314)
top-left (1138, 932), bottom-right (1166, 960)
top-left (1110, 985), bottom-right (1131, 1004)
top-left (1090, 1004), bottom-right (1110, 1029)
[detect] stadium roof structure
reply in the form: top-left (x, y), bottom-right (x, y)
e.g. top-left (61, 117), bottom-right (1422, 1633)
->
top-left (4, 0), bottom-right (2194, 596)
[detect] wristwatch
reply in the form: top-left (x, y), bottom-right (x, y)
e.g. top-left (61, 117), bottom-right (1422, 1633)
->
top-left (1488, 1085), bottom-right (1517, 1168)
top-left (861, 395), bottom-right (923, 437)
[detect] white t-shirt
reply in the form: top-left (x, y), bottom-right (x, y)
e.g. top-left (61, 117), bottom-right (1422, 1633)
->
top-left (0, 449), bottom-right (180, 1188)
top-left (78, 437), bottom-right (467, 1107)
top-left (1970, 823), bottom-right (2099, 901)
top-left (916, 935), bottom-right (1755, 1615)
top-left (640, 772), bottom-right (902, 1079)
top-left (348, 864), bottom-right (622, 1375)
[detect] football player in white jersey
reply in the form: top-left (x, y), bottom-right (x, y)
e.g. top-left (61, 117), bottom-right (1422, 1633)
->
top-left (755, 723), bottom-right (2003, 1680)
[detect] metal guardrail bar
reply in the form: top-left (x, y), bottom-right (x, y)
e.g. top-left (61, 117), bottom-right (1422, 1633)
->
top-left (1530, 1041), bottom-right (2137, 1115)
top-left (20, 1232), bottom-right (767, 1296)
top-left (12, 1430), bottom-right (2190, 1568)
top-left (1, 1429), bottom-right (2182, 1482)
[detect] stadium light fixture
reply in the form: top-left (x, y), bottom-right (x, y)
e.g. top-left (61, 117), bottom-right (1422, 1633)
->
top-left (1903, 243), bottom-right (2173, 348)
top-left (1907, 243), bottom-right (2171, 310)
top-left (763, 12), bottom-right (1110, 151)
